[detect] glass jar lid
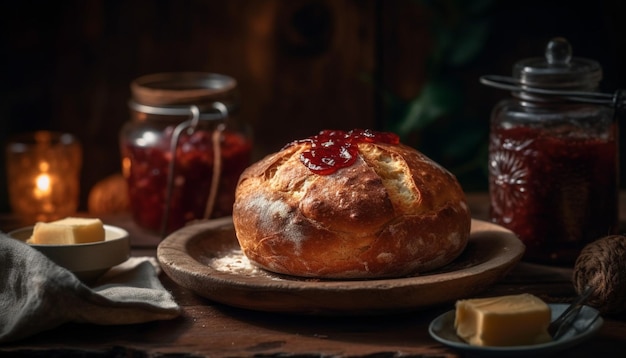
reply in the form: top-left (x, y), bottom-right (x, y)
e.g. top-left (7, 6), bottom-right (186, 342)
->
top-left (129, 72), bottom-right (238, 120)
top-left (131, 72), bottom-right (237, 106)
top-left (513, 37), bottom-right (602, 90)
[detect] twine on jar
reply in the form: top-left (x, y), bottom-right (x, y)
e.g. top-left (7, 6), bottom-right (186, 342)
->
top-left (160, 102), bottom-right (228, 238)
top-left (161, 106), bottom-right (201, 238)
top-left (203, 102), bottom-right (228, 220)
top-left (573, 235), bottom-right (626, 314)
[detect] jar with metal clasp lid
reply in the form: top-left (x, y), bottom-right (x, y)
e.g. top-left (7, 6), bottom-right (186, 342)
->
top-left (119, 72), bottom-right (253, 236)
top-left (481, 38), bottom-right (621, 265)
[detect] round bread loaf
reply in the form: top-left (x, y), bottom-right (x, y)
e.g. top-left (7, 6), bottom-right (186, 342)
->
top-left (232, 130), bottom-right (471, 279)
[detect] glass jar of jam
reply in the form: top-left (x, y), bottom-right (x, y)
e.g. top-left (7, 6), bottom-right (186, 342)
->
top-left (120, 72), bottom-right (253, 235)
top-left (486, 38), bottom-right (619, 265)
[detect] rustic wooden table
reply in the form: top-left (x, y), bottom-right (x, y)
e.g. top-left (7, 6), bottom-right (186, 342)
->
top-left (1, 193), bottom-right (626, 357)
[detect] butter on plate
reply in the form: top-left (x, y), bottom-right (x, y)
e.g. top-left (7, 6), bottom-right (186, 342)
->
top-left (29, 217), bottom-right (106, 245)
top-left (454, 293), bottom-right (552, 347)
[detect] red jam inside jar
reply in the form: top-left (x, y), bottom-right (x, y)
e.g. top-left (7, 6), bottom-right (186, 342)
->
top-left (489, 125), bottom-right (618, 264)
top-left (288, 129), bottom-right (400, 175)
top-left (122, 128), bottom-right (251, 234)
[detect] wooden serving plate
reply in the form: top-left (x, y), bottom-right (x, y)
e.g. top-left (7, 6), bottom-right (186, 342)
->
top-left (157, 218), bottom-right (524, 315)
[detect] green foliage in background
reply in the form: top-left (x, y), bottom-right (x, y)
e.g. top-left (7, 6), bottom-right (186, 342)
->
top-left (384, 0), bottom-right (494, 191)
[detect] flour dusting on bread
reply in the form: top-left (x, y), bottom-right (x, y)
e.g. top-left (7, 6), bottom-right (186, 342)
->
top-left (233, 130), bottom-right (471, 279)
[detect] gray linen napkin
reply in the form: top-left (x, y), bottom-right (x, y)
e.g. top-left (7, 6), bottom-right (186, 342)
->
top-left (0, 232), bottom-right (181, 343)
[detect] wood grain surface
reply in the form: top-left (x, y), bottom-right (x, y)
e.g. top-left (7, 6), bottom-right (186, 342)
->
top-left (1, 193), bottom-right (626, 357)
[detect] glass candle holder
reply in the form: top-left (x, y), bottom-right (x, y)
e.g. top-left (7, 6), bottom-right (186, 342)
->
top-left (5, 131), bottom-right (82, 224)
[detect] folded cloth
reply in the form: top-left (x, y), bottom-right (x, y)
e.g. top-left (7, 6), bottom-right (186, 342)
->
top-left (0, 232), bottom-right (181, 343)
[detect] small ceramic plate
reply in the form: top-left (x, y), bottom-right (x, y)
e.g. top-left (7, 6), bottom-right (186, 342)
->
top-left (9, 225), bottom-right (130, 282)
top-left (429, 303), bottom-right (603, 356)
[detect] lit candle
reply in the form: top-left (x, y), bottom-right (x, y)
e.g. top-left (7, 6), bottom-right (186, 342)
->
top-left (34, 163), bottom-right (51, 198)
top-left (35, 173), bottom-right (51, 195)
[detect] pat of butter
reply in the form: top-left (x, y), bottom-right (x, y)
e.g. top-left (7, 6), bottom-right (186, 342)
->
top-left (454, 293), bottom-right (552, 347)
top-left (30, 217), bottom-right (105, 245)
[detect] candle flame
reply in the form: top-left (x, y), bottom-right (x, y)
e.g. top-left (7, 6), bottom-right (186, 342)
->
top-left (36, 174), bottom-right (51, 192)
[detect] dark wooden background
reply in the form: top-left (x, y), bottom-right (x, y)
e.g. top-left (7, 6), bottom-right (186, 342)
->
top-left (1, 0), bottom-right (625, 213)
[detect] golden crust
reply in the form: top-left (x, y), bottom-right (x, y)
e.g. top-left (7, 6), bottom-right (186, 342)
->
top-left (232, 141), bottom-right (471, 279)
